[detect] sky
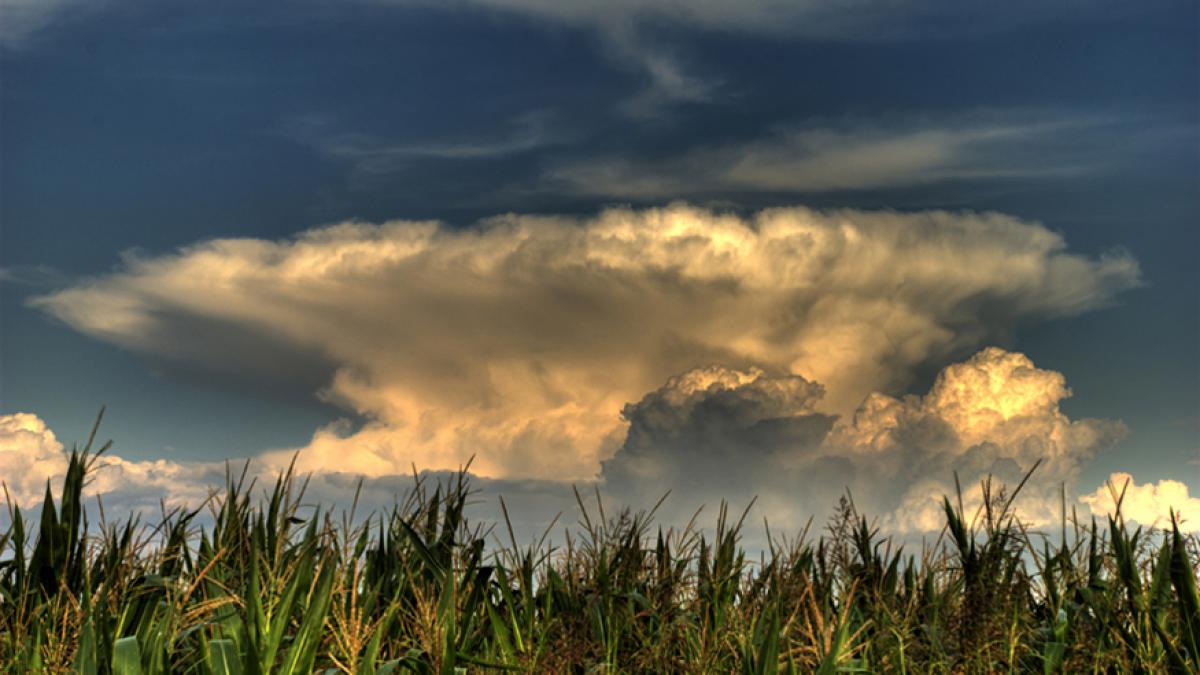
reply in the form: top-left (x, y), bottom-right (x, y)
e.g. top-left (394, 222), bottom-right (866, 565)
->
top-left (1, 0), bottom-right (1198, 535)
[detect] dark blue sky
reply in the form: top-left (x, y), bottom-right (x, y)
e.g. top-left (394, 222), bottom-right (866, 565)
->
top-left (2, 0), bottom-right (1196, 495)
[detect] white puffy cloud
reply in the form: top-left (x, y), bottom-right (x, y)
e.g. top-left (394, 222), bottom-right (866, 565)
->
top-left (1081, 473), bottom-right (1200, 531)
top-left (0, 413), bottom-right (71, 505)
top-left (0, 411), bottom-right (580, 544)
top-left (830, 347), bottom-right (1128, 531)
top-left (84, 456), bottom-right (220, 512)
top-left (33, 204), bottom-right (1139, 482)
top-left (0, 412), bottom-right (216, 514)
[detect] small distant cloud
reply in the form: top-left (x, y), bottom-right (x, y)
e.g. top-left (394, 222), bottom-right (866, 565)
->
top-left (0, 411), bottom-right (216, 512)
top-left (0, 412), bottom-right (71, 505)
top-left (0, 265), bottom-right (70, 288)
top-left (1171, 415), bottom-right (1200, 431)
top-left (1082, 472), bottom-right (1200, 531)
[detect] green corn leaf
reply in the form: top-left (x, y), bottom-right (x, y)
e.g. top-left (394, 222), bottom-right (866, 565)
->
top-left (208, 639), bottom-right (243, 675)
top-left (453, 651), bottom-right (520, 671)
top-left (112, 636), bottom-right (143, 675)
top-left (1170, 516), bottom-right (1200, 663)
top-left (486, 600), bottom-right (517, 661)
top-left (816, 613), bottom-right (852, 675)
top-left (398, 516), bottom-right (446, 583)
top-left (753, 609), bottom-right (781, 675)
top-left (357, 603), bottom-right (397, 675)
top-left (374, 661), bottom-right (403, 675)
top-left (278, 555), bottom-right (337, 675)
top-left (72, 614), bottom-right (99, 675)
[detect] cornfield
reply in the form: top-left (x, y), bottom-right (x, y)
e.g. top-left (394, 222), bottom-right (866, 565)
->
top-left (2, 413), bottom-right (1197, 674)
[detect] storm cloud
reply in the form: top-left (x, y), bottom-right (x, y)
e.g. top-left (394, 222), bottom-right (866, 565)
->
top-left (33, 204), bottom-right (1139, 482)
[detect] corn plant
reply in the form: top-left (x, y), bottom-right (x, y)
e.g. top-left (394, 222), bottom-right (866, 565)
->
top-left (2, 411), bottom-right (1197, 674)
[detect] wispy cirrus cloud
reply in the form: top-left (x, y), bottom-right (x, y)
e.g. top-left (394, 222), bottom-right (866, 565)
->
top-left (547, 114), bottom-right (1129, 198)
top-left (284, 110), bottom-right (569, 184)
top-left (285, 106), bottom-right (1187, 200)
top-left (0, 0), bottom-right (101, 49)
top-left (0, 265), bottom-right (70, 288)
top-left (385, 0), bottom-right (1135, 113)
top-left (412, 0), bottom-right (1121, 38)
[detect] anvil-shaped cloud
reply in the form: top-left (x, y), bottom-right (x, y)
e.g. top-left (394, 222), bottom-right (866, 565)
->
top-left (33, 205), bottom-right (1138, 481)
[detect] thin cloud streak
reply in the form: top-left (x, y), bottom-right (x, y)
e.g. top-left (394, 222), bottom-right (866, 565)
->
top-left (285, 110), bottom-right (568, 179)
top-left (0, 0), bottom-right (101, 49)
top-left (381, 0), bottom-right (1136, 114)
top-left (548, 115), bottom-right (1116, 198)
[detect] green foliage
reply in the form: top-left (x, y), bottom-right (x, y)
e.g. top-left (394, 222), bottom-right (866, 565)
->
top-left (2, 412), bottom-right (1198, 673)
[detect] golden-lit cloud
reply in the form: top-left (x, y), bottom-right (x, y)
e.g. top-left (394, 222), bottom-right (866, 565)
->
top-left (34, 204), bottom-right (1138, 481)
top-left (1081, 473), bottom-right (1200, 531)
top-left (835, 347), bottom-right (1128, 531)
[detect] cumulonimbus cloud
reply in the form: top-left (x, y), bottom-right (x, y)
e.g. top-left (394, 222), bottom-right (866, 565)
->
top-left (32, 204), bottom-right (1139, 481)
